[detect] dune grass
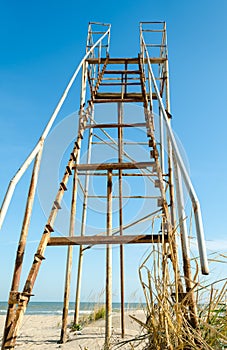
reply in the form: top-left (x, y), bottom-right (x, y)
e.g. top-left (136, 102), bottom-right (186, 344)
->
top-left (124, 248), bottom-right (227, 350)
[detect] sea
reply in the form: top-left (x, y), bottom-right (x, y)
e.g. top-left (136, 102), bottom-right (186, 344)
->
top-left (0, 302), bottom-right (145, 316)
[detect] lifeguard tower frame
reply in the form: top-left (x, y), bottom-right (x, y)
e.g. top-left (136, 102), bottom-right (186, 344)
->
top-left (0, 22), bottom-right (208, 349)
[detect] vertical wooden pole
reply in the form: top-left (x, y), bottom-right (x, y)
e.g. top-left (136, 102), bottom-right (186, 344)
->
top-left (162, 35), bottom-right (184, 297)
top-left (118, 102), bottom-right (125, 338)
top-left (60, 168), bottom-right (78, 343)
top-left (105, 170), bottom-right (112, 349)
top-left (74, 62), bottom-right (87, 326)
top-left (163, 28), bottom-right (198, 324)
top-left (74, 108), bottom-right (93, 325)
top-left (2, 145), bottom-right (43, 349)
top-left (2, 134), bottom-right (83, 349)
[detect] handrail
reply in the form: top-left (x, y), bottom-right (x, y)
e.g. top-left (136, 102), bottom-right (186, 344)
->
top-left (0, 27), bottom-right (111, 229)
top-left (140, 33), bottom-right (209, 275)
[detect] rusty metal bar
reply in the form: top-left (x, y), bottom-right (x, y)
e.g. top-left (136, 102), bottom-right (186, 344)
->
top-left (60, 168), bottom-right (78, 343)
top-left (105, 170), bottom-right (112, 349)
top-left (118, 102), bottom-right (125, 338)
top-left (90, 121), bottom-right (156, 184)
top-left (141, 34), bottom-right (209, 275)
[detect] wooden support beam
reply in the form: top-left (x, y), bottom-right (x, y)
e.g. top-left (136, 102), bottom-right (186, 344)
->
top-left (48, 234), bottom-right (166, 246)
top-left (74, 161), bottom-right (155, 171)
top-left (85, 123), bottom-right (146, 129)
top-left (86, 57), bottom-right (167, 64)
top-left (104, 70), bottom-right (140, 74)
top-left (94, 92), bottom-right (157, 100)
top-left (105, 170), bottom-right (112, 349)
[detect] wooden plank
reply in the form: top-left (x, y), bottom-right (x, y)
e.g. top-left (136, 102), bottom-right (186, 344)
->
top-left (86, 57), bottom-right (167, 64)
top-left (104, 70), bottom-right (140, 74)
top-left (100, 82), bottom-right (141, 86)
top-left (74, 161), bottom-right (155, 171)
top-left (85, 123), bottom-right (146, 129)
top-left (93, 98), bottom-right (145, 104)
top-left (48, 234), bottom-right (167, 246)
top-left (95, 92), bottom-right (157, 100)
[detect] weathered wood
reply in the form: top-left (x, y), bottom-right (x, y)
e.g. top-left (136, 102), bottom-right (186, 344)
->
top-left (74, 161), bottom-right (155, 171)
top-left (94, 92), bottom-right (157, 100)
top-left (48, 234), bottom-right (166, 246)
top-left (104, 70), bottom-right (140, 74)
top-left (105, 170), bottom-right (112, 348)
top-left (1, 112), bottom-right (88, 350)
top-left (2, 146), bottom-right (43, 348)
top-left (74, 109), bottom-right (94, 325)
top-left (60, 168), bottom-right (78, 343)
top-left (86, 57), bottom-right (167, 64)
top-left (118, 102), bottom-right (125, 338)
top-left (85, 123), bottom-right (146, 129)
top-left (99, 82), bottom-right (141, 86)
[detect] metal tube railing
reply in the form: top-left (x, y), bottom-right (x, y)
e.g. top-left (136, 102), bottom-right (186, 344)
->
top-left (0, 26), bottom-right (111, 229)
top-left (140, 32), bottom-right (209, 275)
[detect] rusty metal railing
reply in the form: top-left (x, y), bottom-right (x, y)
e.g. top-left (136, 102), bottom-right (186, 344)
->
top-left (140, 22), bottom-right (209, 275)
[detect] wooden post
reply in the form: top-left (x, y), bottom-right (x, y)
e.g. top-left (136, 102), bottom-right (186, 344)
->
top-left (2, 146), bottom-right (43, 349)
top-left (73, 61), bottom-right (88, 325)
top-left (74, 107), bottom-right (93, 325)
top-left (1, 115), bottom-right (87, 349)
top-left (60, 168), bottom-right (78, 343)
top-left (105, 170), bottom-right (112, 349)
top-left (118, 102), bottom-right (125, 338)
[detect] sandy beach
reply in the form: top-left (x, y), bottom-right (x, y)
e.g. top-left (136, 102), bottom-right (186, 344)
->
top-left (0, 310), bottom-right (147, 349)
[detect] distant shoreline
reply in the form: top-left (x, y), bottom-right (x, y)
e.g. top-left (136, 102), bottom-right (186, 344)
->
top-left (0, 301), bottom-right (146, 316)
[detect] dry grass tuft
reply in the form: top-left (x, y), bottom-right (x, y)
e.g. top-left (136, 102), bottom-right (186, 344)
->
top-left (115, 247), bottom-right (227, 350)
top-left (129, 250), bottom-right (227, 350)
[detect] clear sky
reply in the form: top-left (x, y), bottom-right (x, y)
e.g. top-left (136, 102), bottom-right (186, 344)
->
top-left (0, 0), bottom-right (227, 302)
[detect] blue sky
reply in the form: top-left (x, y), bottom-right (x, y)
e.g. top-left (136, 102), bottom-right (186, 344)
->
top-left (0, 1), bottom-right (227, 302)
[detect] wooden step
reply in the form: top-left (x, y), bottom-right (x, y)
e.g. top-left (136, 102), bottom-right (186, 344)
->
top-left (99, 82), bottom-right (141, 86)
top-left (104, 70), bottom-right (140, 74)
top-left (86, 57), bottom-right (167, 64)
top-left (94, 92), bottom-right (157, 102)
top-left (74, 161), bottom-right (155, 171)
top-left (48, 234), bottom-right (168, 246)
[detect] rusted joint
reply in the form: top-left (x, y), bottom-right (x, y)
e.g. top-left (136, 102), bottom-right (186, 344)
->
top-left (157, 198), bottom-right (163, 207)
top-left (150, 149), bottom-right (159, 159)
top-left (34, 253), bottom-right (46, 262)
top-left (45, 224), bottom-right (54, 232)
top-left (54, 201), bottom-right (61, 210)
top-left (8, 291), bottom-right (21, 304)
top-left (155, 179), bottom-right (161, 188)
top-left (20, 292), bottom-right (34, 301)
top-left (66, 166), bottom-right (72, 175)
top-left (165, 109), bottom-right (172, 119)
